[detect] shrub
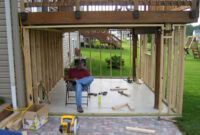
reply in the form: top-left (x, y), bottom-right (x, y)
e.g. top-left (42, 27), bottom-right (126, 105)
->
top-left (105, 55), bottom-right (124, 69)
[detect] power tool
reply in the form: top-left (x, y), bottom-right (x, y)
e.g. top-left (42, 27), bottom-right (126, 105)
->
top-left (59, 115), bottom-right (79, 135)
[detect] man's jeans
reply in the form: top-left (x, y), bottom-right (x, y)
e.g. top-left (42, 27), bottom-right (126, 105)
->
top-left (74, 76), bottom-right (93, 107)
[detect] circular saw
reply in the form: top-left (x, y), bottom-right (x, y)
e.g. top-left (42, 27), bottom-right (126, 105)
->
top-left (59, 115), bottom-right (79, 135)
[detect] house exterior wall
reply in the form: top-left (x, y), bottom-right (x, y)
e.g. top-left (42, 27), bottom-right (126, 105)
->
top-left (63, 31), bottom-right (80, 68)
top-left (0, 0), bottom-right (11, 98)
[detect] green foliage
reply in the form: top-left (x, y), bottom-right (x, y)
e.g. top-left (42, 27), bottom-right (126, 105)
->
top-left (186, 25), bottom-right (194, 36)
top-left (105, 55), bottom-right (124, 69)
top-left (147, 34), bottom-right (152, 43)
top-left (93, 40), bottom-right (101, 49)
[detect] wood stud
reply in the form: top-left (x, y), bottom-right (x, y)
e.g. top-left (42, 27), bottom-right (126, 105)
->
top-left (24, 29), bottom-right (63, 104)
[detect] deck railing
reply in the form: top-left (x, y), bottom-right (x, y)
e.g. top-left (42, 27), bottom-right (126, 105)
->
top-left (20, 0), bottom-right (197, 12)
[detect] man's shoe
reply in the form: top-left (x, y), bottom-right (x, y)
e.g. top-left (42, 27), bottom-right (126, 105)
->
top-left (77, 106), bottom-right (84, 113)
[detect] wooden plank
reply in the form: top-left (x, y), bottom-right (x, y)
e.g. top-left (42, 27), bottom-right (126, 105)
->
top-left (69, 32), bottom-right (71, 64)
top-left (30, 30), bottom-right (39, 104)
top-left (0, 112), bottom-right (20, 129)
top-left (132, 30), bottom-right (138, 81)
top-left (35, 30), bottom-right (42, 101)
top-left (126, 127), bottom-right (155, 134)
top-left (177, 25), bottom-right (186, 114)
top-left (110, 30), bottom-right (112, 78)
top-left (151, 34), bottom-right (156, 90)
top-left (23, 28), bottom-right (33, 105)
top-left (118, 91), bottom-right (131, 97)
top-left (22, 11), bottom-right (198, 25)
top-left (56, 32), bottom-right (59, 82)
top-left (110, 88), bottom-right (128, 91)
top-left (100, 43), bottom-right (102, 76)
top-left (39, 30), bottom-right (45, 101)
top-left (154, 29), bottom-right (161, 109)
top-left (44, 31), bottom-right (49, 93)
top-left (112, 103), bottom-right (128, 110)
top-left (120, 30), bottom-right (122, 78)
top-left (89, 37), bottom-right (92, 75)
top-left (162, 39), bottom-right (167, 100)
top-left (127, 103), bottom-right (134, 111)
top-left (59, 32), bottom-right (62, 80)
top-left (49, 32), bottom-right (53, 90)
top-left (171, 29), bottom-right (177, 110)
top-left (129, 34), bottom-right (132, 78)
top-left (139, 35), bottom-right (144, 79)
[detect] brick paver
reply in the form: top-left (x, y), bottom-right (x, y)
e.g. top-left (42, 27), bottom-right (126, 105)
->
top-left (26, 116), bottom-right (182, 135)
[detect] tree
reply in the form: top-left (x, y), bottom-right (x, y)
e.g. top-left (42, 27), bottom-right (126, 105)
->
top-left (186, 25), bottom-right (194, 36)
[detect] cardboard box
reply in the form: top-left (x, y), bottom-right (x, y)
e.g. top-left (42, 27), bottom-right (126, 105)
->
top-left (22, 104), bottom-right (48, 130)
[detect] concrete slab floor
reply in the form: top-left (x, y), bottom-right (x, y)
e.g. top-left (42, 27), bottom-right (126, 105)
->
top-left (26, 116), bottom-right (182, 135)
top-left (48, 79), bottom-right (168, 115)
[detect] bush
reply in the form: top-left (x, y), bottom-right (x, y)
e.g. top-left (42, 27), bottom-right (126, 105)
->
top-left (93, 41), bottom-right (101, 48)
top-left (105, 55), bottom-right (124, 69)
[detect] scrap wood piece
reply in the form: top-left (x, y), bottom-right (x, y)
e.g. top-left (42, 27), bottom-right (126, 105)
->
top-left (126, 127), bottom-right (155, 134)
top-left (112, 103), bottom-right (128, 110)
top-left (6, 116), bottom-right (22, 131)
top-left (158, 117), bottom-right (177, 123)
top-left (118, 91), bottom-right (131, 97)
top-left (0, 112), bottom-right (21, 129)
top-left (110, 88), bottom-right (128, 91)
top-left (127, 103), bottom-right (134, 111)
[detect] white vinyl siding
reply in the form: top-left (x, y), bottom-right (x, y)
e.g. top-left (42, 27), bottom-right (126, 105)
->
top-left (0, 0), bottom-right (11, 98)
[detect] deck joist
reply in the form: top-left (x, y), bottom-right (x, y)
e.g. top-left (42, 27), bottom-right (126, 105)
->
top-left (22, 11), bottom-right (197, 26)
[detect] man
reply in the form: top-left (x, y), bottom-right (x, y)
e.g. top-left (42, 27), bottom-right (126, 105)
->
top-left (65, 60), bottom-right (93, 113)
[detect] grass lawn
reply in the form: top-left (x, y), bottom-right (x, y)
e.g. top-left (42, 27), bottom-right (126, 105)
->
top-left (81, 40), bottom-right (139, 77)
top-left (176, 52), bottom-right (200, 135)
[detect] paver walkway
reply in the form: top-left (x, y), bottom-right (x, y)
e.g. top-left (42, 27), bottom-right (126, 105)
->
top-left (27, 116), bottom-right (182, 135)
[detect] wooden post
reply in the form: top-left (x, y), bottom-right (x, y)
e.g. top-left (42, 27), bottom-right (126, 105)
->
top-left (100, 43), bottom-right (102, 76)
top-left (23, 28), bottom-right (33, 105)
top-left (30, 30), bottom-right (38, 104)
top-left (154, 29), bottom-right (162, 109)
top-left (120, 30), bottom-right (122, 78)
top-left (110, 30), bottom-right (112, 78)
top-left (129, 32), bottom-right (132, 78)
top-left (35, 30), bottom-right (42, 102)
top-left (69, 32), bottom-right (71, 65)
top-left (177, 25), bottom-right (186, 114)
top-left (20, 0), bottom-right (25, 12)
top-left (132, 29), bottom-right (138, 81)
top-left (89, 38), bottom-right (92, 75)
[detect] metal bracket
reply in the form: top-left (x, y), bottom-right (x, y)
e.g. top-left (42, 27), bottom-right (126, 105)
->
top-left (75, 11), bottom-right (81, 19)
top-left (189, 10), bottom-right (196, 19)
top-left (133, 10), bottom-right (139, 19)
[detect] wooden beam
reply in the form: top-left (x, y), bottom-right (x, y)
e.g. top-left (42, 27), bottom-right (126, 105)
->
top-left (23, 28), bottom-right (33, 105)
top-left (154, 29), bottom-right (161, 109)
top-left (134, 27), bottom-right (158, 34)
top-left (24, 1), bottom-right (192, 7)
top-left (132, 29), bottom-right (138, 81)
top-left (30, 30), bottom-right (38, 104)
top-left (22, 11), bottom-right (198, 25)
